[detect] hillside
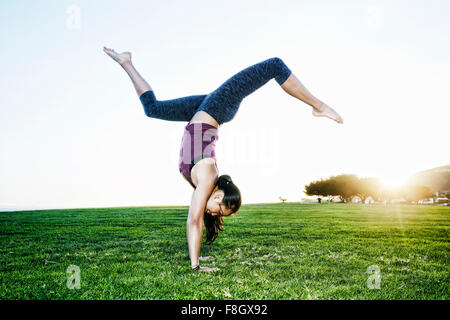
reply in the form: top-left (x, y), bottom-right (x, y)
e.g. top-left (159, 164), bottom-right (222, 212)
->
top-left (408, 164), bottom-right (450, 193)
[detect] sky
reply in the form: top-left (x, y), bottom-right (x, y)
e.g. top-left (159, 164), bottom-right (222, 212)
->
top-left (0, 0), bottom-right (449, 210)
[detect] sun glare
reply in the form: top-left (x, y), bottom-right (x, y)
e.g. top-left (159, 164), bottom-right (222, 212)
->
top-left (380, 176), bottom-right (409, 189)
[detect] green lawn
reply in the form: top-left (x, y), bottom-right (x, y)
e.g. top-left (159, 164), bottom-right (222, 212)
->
top-left (0, 203), bottom-right (448, 300)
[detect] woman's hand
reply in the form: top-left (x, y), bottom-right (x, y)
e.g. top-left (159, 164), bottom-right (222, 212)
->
top-left (199, 256), bottom-right (214, 261)
top-left (195, 265), bottom-right (219, 272)
top-left (196, 257), bottom-right (218, 272)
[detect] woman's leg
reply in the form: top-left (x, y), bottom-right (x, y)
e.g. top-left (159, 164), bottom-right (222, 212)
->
top-left (103, 47), bottom-right (151, 96)
top-left (104, 47), bottom-right (207, 122)
top-left (280, 73), bottom-right (343, 124)
top-left (196, 57), bottom-right (291, 124)
top-left (197, 57), bottom-right (343, 124)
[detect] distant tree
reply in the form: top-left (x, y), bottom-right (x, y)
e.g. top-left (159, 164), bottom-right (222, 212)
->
top-left (305, 174), bottom-right (405, 204)
top-left (304, 179), bottom-right (325, 198)
top-left (332, 174), bottom-right (359, 203)
top-left (304, 178), bottom-right (336, 201)
top-left (306, 174), bottom-right (366, 203)
top-left (279, 196), bottom-right (287, 203)
top-left (400, 185), bottom-right (433, 203)
top-left (356, 177), bottom-right (382, 204)
top-left (321, 178), bottom-right (338, 201)
top-left (304, 172), bottom-right (440, 205)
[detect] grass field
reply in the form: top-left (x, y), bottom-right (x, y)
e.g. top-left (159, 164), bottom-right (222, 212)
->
top-left (0, 203), bottom-right (448, 300)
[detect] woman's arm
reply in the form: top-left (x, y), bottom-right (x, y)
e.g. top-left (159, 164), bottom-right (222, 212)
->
top-left (186, 161), bottom-right (217, 269)
top-left (186, 186), bottom-right (208, 268)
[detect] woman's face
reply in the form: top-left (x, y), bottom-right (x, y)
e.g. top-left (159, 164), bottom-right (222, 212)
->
top-left (205, 190), bottom-right (234, 217)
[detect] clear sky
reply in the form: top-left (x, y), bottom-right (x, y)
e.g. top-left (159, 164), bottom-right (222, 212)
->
top-left (1, 0), bottom-right (449, 210)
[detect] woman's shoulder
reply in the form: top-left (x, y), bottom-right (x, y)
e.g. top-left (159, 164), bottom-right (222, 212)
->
top-left (197, 157), bottom-right (216, 166)
top-left (191, 158), bottom-right (218, 186)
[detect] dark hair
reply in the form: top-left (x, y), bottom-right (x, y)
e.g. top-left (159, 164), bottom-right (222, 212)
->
top-left (204, 175), bottom-right (241, 244)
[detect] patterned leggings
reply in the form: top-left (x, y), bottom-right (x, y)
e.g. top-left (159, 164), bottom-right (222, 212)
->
top-left (139, 57), bottom-right (292, 125)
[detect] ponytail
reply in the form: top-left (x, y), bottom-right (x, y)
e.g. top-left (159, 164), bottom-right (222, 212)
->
top-left (203, 174), bottom-right (241, 244)
top-left (216, 175), bottom-right (241, 212)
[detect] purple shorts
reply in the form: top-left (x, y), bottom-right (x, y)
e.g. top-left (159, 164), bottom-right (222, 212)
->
top-left (179, 122), bottom-right (218, 187)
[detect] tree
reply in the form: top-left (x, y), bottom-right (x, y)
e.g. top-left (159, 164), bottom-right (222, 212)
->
top-left (305, 174), bottom-right (366, 203)
top-left (321, 178), bottom-right (338, 201)
top-left (304, 179), bottom-right (325, 198)
top-left (355, 177), bottom-right (382, 204)
top-left (304, 178), bottom-right (337, 201)
top-left (332, 174), bottom-right (359, 203)
top-left (400, 185), bottom-right (433, 203)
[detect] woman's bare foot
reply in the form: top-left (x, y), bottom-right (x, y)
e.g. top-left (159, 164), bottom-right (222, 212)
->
top-left (103, 46), bottom-right (132, 66)
top-left (312, 102), bottom-right (344, 124)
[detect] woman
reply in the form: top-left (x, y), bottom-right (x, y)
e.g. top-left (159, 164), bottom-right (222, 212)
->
top-left (103, 47), bottom-right (343, 272)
